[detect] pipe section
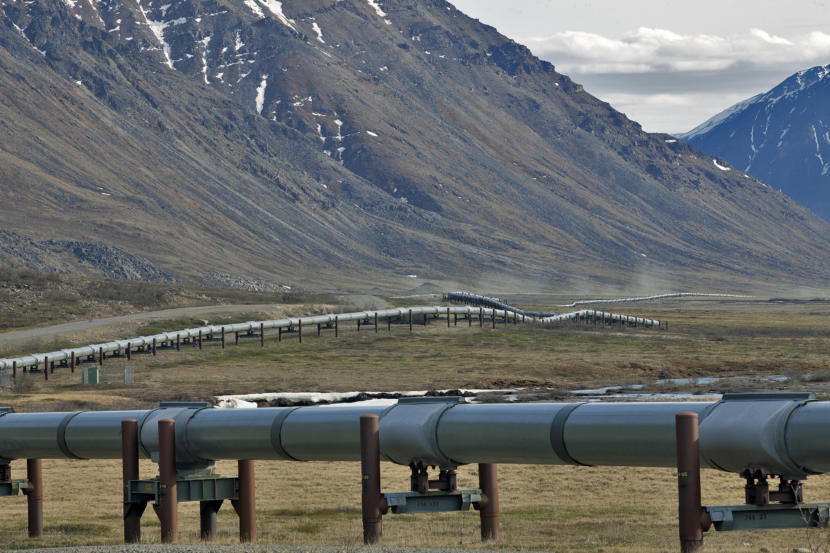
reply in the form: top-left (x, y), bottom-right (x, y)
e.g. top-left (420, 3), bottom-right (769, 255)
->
top-left (1, 395), bottom-right (829, 479)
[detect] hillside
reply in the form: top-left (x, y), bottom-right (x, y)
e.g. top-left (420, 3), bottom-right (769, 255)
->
top-left (1, 0), bottom-right (829, 292)
top-left (682, 65), bottom-right (830, 222)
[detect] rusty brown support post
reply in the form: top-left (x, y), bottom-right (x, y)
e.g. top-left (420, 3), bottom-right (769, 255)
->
top-left (676, 411), bottom-right (708, 553)
top-left (513, 312), bottom-right (517, 325)
top-left (447, 307), bottom-right (451, 328)
top-left (122, 418), bottom-right (143, 543)
top-left (469, 312), bottom-right (472, 327)
top-left (43, 358), bottom-right (48, 381)
top-left (298, 320), bottom-right (303, 344)
top-left (335, 316), bottom-right (339, 338)
top-left (409, 309), bottom-right (413, 332)
top-left (12, 360), bottom-right (16, 379)
top-left (454, 313), bottom-right (458, 326)
top-left (152, 338), bottom-right (157, 356)
top-left (357, 320), bottom-right (361, 332)
top-left (260, 323), bottom-right (264, 347)
top-left (158, 418), bottom-right (178, 543)
top-left (99, 347), bottom-right (104, 366)
top-left (221, 327), bottom-right (225, 349)
top-left (387, 317), bottom-right (391, 332)
top-left (479, 307), bottom-right (483, 327)
top-left (360, 414), bottom-right (383, 544)
top-left (375, 312), bottom-right (379, 333)
top-left (492, 308), bottom-right (496, 329)
top-left (70, 352), bottom-right (75, 373)
top-left (199, 330), bottom-right (203, 350)
top-left (26, 458), bottom-right (43, 538)
top-left (423, 312), bottom-right (428, 327)
top-left (278, 327), bottom-right (282, 342)
top-left (238, 460), bottom-right (256, 542)
top-left (318, 323), bottom-right (321, 337)
top-left (478, 463), bottom-right (499, 541)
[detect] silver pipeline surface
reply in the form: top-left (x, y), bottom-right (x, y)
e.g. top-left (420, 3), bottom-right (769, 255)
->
top-left (0, 394), bottom-right (825, 479)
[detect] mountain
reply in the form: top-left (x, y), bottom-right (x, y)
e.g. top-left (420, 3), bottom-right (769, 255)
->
top-left (681, 65), bottom-right (830, 222)
top-left (1, 0), bottom-right (830, 292)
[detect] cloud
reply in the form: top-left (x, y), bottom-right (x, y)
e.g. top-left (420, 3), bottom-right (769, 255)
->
top-left (525, 27), bottom-right (830, 75)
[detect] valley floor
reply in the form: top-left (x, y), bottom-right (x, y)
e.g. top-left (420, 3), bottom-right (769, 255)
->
top-left (1, 295), bottom-right (830, 552)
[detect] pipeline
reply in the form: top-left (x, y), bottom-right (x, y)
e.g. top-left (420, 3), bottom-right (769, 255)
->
top-left (0, 393), bottom-right (826, 479)
top-left (445, 291), bottom-right (560, 318)
top-left (0, 305), bottom-right (660, 374)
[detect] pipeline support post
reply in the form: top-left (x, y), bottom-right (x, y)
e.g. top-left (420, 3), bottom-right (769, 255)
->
top-left (335, 316), bottom-right (339, 338)
top-left (260, 323), bottom-right (264, 347)
top-left (158, 418), bottom-right (178, 543)
top-left (478, 463), bottom-right (499, 541)
top-left (200, 500), bottom-right (223, 540)
top-left (360, 414), bottom-right (384, 544)
top-left (409, 310), bottom-right (413, 333)
top-left (676, 411), bottom-right (709, 553)
top-left (25, 459), bottom-right (43, 538)
top-left (237, 460), bottom-right (256, 542)
top-left (299, 320), bottom-right (303, 344)
top-left (122, 418), bottom-right (146, 543)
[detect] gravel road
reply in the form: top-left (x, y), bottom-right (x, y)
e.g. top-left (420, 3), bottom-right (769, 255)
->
top-left (0, 304), bottom-right (282, 347)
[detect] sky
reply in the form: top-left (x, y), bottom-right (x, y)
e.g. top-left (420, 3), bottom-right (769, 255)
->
top-left (449, 0), bottom-right (830, 135)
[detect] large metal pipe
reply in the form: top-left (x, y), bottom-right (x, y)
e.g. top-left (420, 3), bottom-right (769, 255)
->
top-left (0, 394), bottom-right (827, 480)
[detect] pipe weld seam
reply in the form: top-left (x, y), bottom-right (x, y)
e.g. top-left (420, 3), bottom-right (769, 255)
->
top-left (549, 403), bottom-right (589, 466)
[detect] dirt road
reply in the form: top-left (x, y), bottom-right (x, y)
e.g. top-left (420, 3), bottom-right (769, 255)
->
top-left (0, 304), bottom-right (280, 346)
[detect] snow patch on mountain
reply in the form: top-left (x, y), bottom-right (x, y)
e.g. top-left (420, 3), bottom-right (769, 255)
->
top-left (366, 0), bottom-right (385, 17)
top-left (257, 0), bottom-right (296, 31)
top-left (242, 0), bottom-right (264, 18)
top-left (311, 21), bottom-right (324, 43)
top-left (255, 74), bottom-right (268, 114)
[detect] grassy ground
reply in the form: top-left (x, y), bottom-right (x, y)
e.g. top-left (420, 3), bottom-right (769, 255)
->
top-left (3, 297), bottom-right (830, 551)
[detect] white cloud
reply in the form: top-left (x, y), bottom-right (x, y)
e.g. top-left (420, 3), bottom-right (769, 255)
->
top-left (525, 27), bottom-right (830, 75)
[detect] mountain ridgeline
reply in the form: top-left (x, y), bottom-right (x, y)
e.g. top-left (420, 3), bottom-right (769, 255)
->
top-left (682, 65), bottom-right (830, 223)
top-left (0, 0), bottom-right (829, 291)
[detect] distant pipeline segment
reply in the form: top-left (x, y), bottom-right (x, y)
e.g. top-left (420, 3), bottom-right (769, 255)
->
top-left (0, 303), bottom-right (661, 375)
top-left (445, 291), bottom-right (560, 318)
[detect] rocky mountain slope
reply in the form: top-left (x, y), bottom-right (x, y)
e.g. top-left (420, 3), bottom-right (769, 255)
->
top-left (1, 0), bottom-right (829, 292)
top-left (682, 65), bottom-right (830, 223)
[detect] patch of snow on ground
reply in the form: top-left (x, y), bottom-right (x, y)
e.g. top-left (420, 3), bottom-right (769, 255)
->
top-left (366, 130), bottom-right (378, 137)
top-left (311, 21), bottom-right (324, 43)
top-left (200, 35), bottom-right (211, 84)
top-left (234, 30), bottom-right (244, 51)
top-left (257, 0), bottom-right (296, 31)
top-left (215, 389), bottom-right (518, 408)
top-left (316, 123), bottom-right (325, 142)
top-left (242, 0), bottom-right (264, 18)
top-left (365, 0), bottom-right (385, 17)
top-left (255, 74), bottom-right (268, 114)
top-left (664, 139), bottom-right (677, 143)
top-left (712, 159), bottom-right (730, 171)
top-left (139, 3), bottom-right (175, 68)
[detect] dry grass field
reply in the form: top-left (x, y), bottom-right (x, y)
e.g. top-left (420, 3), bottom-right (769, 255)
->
top-left (3, 296), bottom-right (830, 551)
